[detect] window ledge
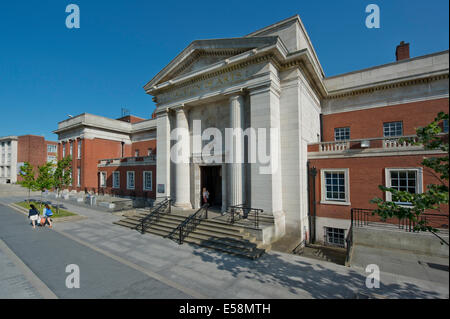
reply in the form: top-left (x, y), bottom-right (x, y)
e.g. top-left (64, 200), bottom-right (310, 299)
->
top-left (320, 201), bottom-right (351, 206)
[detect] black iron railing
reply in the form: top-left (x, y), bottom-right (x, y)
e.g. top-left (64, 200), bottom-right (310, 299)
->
top-left (136, 197), bottom-right (172, 234)
top-left (351, 208), bottom-right (449, 232)
top-left (228, 204), bottom-right (263, 228)
top-left (345, 210), bottom-right (354, 265)
top-left (167, 204), bottom-right (209, 244)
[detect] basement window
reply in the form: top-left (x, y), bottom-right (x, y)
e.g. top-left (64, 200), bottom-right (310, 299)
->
top-left (325, 227), bottom-right (345, 248)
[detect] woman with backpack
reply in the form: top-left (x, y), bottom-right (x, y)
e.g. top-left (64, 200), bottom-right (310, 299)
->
top-left (42, 204), bottom-right (53, 228)
top-left (28, 204), bottom-right (40, 229)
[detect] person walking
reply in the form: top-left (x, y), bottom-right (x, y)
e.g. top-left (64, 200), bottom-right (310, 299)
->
top-left (202, 187), bottom-right (210, 206)
top-left (42, 204), bottom-right (54, 228)
top-left (28, 204), bottom-right (40, 229)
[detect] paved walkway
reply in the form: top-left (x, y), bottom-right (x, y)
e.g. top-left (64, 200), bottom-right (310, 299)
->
top-left (0, 186), bottom-right (448, 299)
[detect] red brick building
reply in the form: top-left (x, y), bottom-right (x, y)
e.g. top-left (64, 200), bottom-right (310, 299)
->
top-left (53, 113), bottom-right (156, 198)
top-left (306, 43), bottom-right (449, 247)
top-left (17, 135), bottom-right (58, 168)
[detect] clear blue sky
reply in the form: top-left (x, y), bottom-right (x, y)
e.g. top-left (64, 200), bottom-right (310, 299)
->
top-left (0, 0), bottom-right (448, 141)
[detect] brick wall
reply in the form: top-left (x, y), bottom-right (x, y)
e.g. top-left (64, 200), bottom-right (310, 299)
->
top-left (322, 98), bottom-right (448, 141)
top-left (308, 154), bottom-right (449, 221)
top-left (131, 140), bottom-right (156, 157)
top-left (98, 164), bottom-right (156, 199)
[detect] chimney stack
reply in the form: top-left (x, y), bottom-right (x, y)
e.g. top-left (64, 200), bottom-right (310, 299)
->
top-left (396, 41), bottom-right (410, 61)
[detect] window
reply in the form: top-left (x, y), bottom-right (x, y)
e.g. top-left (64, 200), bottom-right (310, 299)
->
top-left (62, 143), bottom-right (66, 157)
top-left (47, 144), bottom-right (57, 153)
top-left (77, 140), bottom-right (82, 159)
top-left (147, 148), bottom-right (153, 156)
top-left (320, 168), bottom-right (350, 205)
top-left (69, 141), bottom-right (73, 156)
top-left (325, 227), bottom-right (345, 247)
top-left (383, 121), bottom-right (403, 137)
top-left (47, 155), bottom-right (57, 163)
top-left (127, 171), bottom-right (135, 189)
top-left (135, 150), bottom-right (139, 157)
top-left (100, 172), bottom-right (106, 188)
top-left (443, 119), bottom-right (449, 133)
top-left (334, 127), bottom-right (350, 141)
top-left (77, 168), bottom-right (81, 187)
top-left (143, 171), bottom-right (152, 191)
top-left (385, 168), bottom-right (423, 205)
top-left (112, 172), bottom-right (120, 189)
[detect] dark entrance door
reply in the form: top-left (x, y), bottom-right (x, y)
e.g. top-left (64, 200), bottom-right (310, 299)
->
top-left (200, 166), bottom-right (222, 208)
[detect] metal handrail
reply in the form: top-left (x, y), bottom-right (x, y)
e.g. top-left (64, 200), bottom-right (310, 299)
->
top-left (136, 197), bottom-right (172, 234)
top-left (228, 204), bottom-right (263, 228)
top-left (345, 209), bottom-right (354, 265)
top-left (351, 208), bottom-right (449, 232)
top-left (167, 204), bottom-right (209, 244)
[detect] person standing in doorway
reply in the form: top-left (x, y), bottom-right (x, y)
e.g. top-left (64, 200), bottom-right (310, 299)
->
top-left (202, 187), bottom-right (210, 206)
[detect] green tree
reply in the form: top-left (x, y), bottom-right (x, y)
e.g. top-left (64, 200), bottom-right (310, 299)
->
top-left (17, 162), bottom-right (37, 202)
top-left (371, 112), bottom-right (449, 244)
top-left (52, 156), bottom-right (72, 214)
top-left (35, 162), bottom-right (56, 207)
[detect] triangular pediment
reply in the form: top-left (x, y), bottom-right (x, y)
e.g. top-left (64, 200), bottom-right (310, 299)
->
top-left (144, 37), bottom-right (279, 90)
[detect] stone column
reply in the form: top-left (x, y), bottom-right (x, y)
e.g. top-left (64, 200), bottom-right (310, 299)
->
top-left (173, 106), bottom-right (191, 209)
top-left (229, 94), bottom-right (245, 207)
top-left (221, 164), bottom-right (227, 212)
top-left (249, 82), bottom-right (284, 237)
top-left (156, 109), bottom-right (171, 198)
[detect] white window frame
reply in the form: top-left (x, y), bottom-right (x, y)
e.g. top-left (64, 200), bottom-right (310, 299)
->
top-left (143, 171), bottom-right (152, 191)
top-left (77, 140), bottom-right (82, 159)
top-left (324, 227), bottom-right (346, 248)
top-left (112, 171), bottom-right (120, 189)
top-left (383, 121), bottom-right (403, 137)
top-left (69, 141), bottom-right (73, 156)
top-left (47, 144), bottom-right (57, 153)
top-left (127, 171), bottom-right (135, 190)
top-left (77, 167), bottom-right (81, 187)
top-left (334, 127), bottom-right (350, 141)
top-left (320, 168), bottom-right (350, 206)
top-left (385, 168), bottom-right (423, 205)
top-left (62, 143), bottom-right (66, 158)
top-left (100, 171), bottom-right (107, 188)
top-left (47, 155), bottom-right (57, 163)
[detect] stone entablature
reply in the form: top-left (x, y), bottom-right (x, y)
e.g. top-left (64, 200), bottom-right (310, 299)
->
top-left (325, 50), bottom-right (449, 95)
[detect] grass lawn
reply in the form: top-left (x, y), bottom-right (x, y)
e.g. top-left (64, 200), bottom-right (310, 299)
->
top-left (16, 201), bottom-right (77, 218)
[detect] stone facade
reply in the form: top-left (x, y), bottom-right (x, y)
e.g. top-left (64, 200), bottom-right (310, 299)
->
top-left (144, 15), bottom-right (449, 244)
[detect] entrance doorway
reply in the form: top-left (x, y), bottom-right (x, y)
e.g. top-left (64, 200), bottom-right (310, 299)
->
top-left (200, 166), bottom-right (222, 209)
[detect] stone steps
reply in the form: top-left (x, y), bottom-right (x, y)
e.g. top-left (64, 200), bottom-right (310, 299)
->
top-left (123, 215), bottom-right (252, 241)
top-left (114, 212), bottom-right (270, 259)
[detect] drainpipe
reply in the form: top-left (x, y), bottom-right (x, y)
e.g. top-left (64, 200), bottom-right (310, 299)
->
top-left (307, 163), bottom-right (318, 244)
top-left (307, 161), bottom-right (312, 244)
top-left (121, 141), bottom-right (124, 158)
top-left (319, 114), bottom-right (324, 142)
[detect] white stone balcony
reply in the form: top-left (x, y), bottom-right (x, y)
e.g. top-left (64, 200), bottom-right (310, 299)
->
top-left (98, 155), bottom-right (157, 167)
top-left (307, 135), bottom-right (446, 159)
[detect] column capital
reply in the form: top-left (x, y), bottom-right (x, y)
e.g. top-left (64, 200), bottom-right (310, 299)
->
top-left (171, 104), bottom-right (186, 113)
top-left (154, 106), bottom-right (171, 118)
top-left (248, 80), bottom-right (280, 98)
top-left (225, 88), bottom-right (245, 101)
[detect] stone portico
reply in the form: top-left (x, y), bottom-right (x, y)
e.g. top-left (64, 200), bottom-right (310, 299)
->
top-left (145, 16), bottom-right (324, 242)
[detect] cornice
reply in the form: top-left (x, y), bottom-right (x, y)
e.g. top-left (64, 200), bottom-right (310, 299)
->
top-left (326, 73), bottom-right (449, 100)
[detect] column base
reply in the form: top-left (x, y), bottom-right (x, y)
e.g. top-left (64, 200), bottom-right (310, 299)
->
top-left (173, 202), bottom-right (193, 210)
